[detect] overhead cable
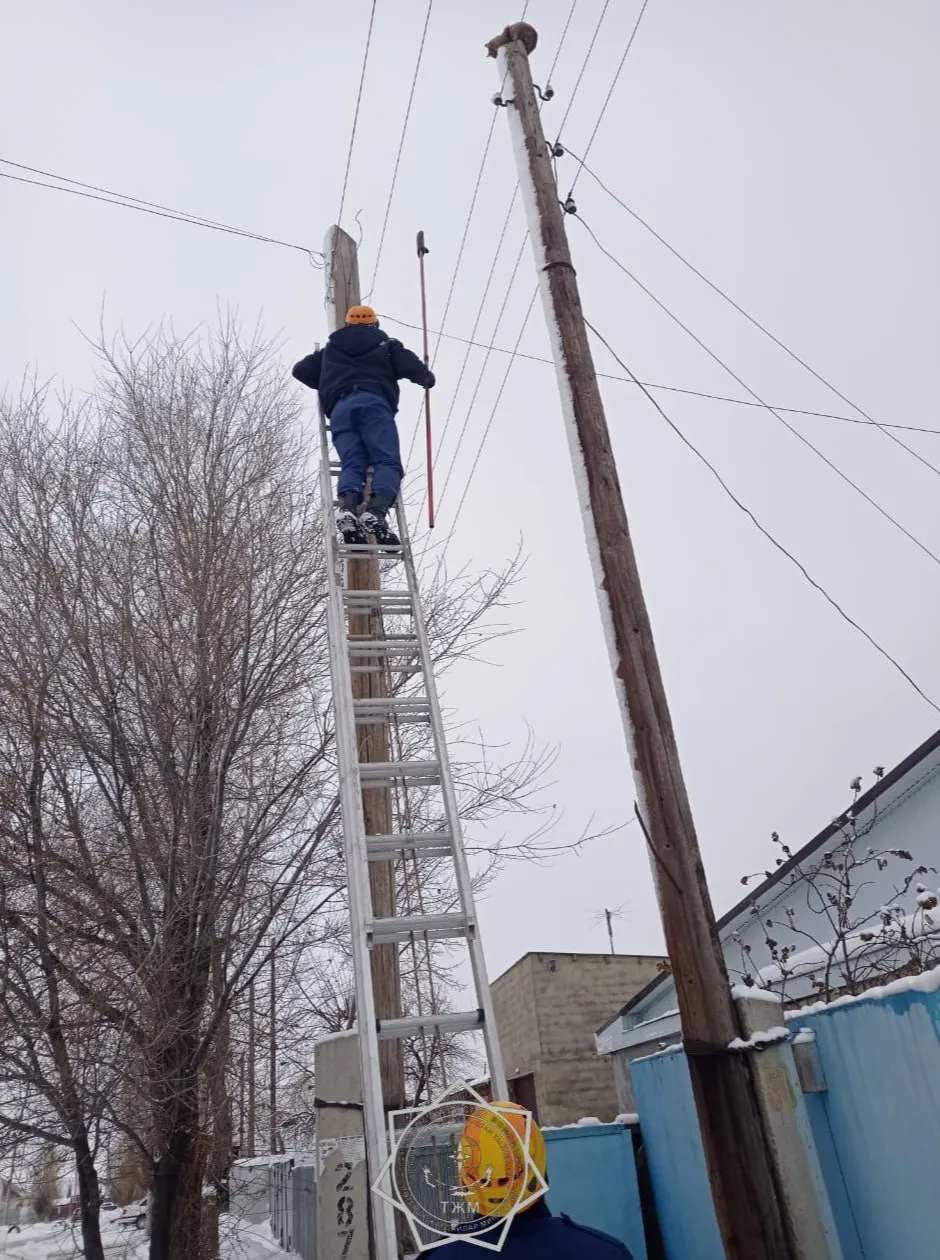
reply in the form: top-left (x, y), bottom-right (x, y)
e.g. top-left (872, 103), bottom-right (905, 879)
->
top-left (0, 161), bottom-right (321, 259)
top-left (405, 0), bottom-right (572, 470)
top-left (585, 318), bottom-right (940, 716)
top-left (565, 0), bottom-right (652, 195)
top-left (567, 152), bottom-right (940, 479)
top-left (365, 0), bottom-right (435, 298)
top-left (336, 0), bottom-right (379, 230)
top-left (425, 232), bottom-right (529, 522)
top-left (575, 211), bottom-right (940, 572)
top-left (381, 315), bottom-right (940, 436)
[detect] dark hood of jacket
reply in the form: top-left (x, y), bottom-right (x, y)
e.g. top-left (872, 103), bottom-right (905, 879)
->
top-left (292, 323), bottom-right (435, 417)
top-left (326, 324), bottom-right (388, 357)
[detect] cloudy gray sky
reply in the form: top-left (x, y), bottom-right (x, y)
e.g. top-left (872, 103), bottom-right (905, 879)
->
top-left (4, 0), bottom-right (940, 979)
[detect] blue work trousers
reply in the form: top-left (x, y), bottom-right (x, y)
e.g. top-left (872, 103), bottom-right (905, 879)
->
top-left (330, 389), bottom-right (403, 503)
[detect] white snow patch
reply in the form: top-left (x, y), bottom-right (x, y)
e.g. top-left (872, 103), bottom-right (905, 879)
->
top-left (631, 1008), bottom-right (680, 1032)
top-left (615, 1113), bottom-right (640, 1125)
top-left (495, 46), bottom-right (650, 831)
top-left (543, 1118), bottom-right (605, 1132)
top-left (792, 1028), bottom-right (816, 1046)
top-left (785, 961), bottom-right (940, 1021)
top-left (728, 1026), bottom-right (790, 1052)
top-left (731, 984), bottom-right (782, 1005)
top-left (0, 1213), bottom-right (289, 1259)
top-left (315, 1027), bottom-right (358, 1044)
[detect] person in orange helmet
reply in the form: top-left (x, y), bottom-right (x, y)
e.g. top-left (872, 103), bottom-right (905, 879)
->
top-left (292, 305), bottom-right (434, 546)
top-left (434, 1103), bottom-right (635, 1259)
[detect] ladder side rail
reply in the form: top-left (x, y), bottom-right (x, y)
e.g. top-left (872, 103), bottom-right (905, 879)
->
top-left (394, 502), bottom-right (509, 1099)
top-left (318, 404), bottom-right (398, 1260)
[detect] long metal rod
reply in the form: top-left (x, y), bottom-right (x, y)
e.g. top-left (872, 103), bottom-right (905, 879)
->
top-left (318, 407), bottom-right (399, 1260)
top-left (417, 230), bottom-right (435, 529)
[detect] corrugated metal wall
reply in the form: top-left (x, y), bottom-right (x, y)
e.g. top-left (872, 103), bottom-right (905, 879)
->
top-left (797, 982), bottom-right (940, 1259)
top-left (630, 1051), bottom-right (724, 1260)
top-left (631, 978), bottom-right (940, 1260)
top-left (292, 1165), bottom-right (318, 1260)
top-left (544, 1123), bottom-right (648, 1260)
top-left (265, 1124), bottom-right (648, 1259)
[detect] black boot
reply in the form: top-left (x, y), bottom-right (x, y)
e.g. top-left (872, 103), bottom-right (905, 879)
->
top-left (359, 493), bottom-right (400, 547)
top-left (335, 492), bottom-right (365, 544)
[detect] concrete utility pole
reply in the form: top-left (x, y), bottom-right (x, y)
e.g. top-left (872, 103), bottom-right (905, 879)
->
top-left (324, 225), bottom-right (406, 1114)
top-left (489, 23), bottom-right (792, 1260)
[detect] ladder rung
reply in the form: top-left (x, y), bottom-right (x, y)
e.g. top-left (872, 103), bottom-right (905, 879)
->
top-left (359, 760), bottom-right (441, 786)
top-left (346, 602), bottom-right (413, 617)
top-left (350, 664), bottom-right (422, 677)
top-left (348, 640), bottom-right (419, 656)
top-left (354, 698), bottom-right (431, 725)
top-left (344, 589), bottom-right (413, 606)
top-left (377, 1010), bottom-right (485, 1041)
top-left (370, 913), bottom-right (469, 945)
top-left (365, 832), bottom-right (454, 861)
top-left (338, 543), bottom-right (404, 558)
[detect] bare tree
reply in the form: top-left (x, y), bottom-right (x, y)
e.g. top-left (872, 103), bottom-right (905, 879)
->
top-left (733, 773), bottom-right (940, 1003)
top-left (0, 320), bottom-right (591, 1259)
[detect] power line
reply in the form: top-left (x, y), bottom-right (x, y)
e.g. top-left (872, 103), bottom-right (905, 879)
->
top-left (552, 0), bottom-right (614, 144)
top-left (403, 109), bottom-right (502, 470)
top-left (336, 0), bottom-right (379, 231)
top-left (445, 288), bottom-right (540, 532)
top-left (430, 236), bottom-right (526, 511)
top-left (423, 11), bottom-right (582, 501)
top-left (566, 0), bottom-right (652, 195)
top-left (424, 287), bottom-right (539, 576)
top-left (567, 153), bottom-right (940, 480)
top-left (575, 211), bottom-right (940, 572)
top-left (410, 189), bottom-right (520, 505)
top-left (546, 0), bottom-right (581, 85)
top-left (365, 0), bottom-right (435, 298)
top-left (405, 3), bottom-right (577, 470)
top-left (381, 315), bottom-right (940, 436)
top-left (0, 162), bottom-right (321, 258)
top-left (584, 318), bottom-right (940, 716)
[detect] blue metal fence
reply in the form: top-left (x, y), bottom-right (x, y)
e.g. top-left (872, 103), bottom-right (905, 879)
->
top-left (544, 1123), bottom-right (648, 1260)
top-left (630, 1052), bottom-right (723, 1260)
top-left (292, 1165), bottom-right (318, 1260)
top-left (630, 976), bottom-right (940, 1260)
top-left (796, 981), bottom-right (940, 1260)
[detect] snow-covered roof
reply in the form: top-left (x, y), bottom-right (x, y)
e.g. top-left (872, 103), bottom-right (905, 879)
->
top-left (596, 724), bottom-right (940, 1051)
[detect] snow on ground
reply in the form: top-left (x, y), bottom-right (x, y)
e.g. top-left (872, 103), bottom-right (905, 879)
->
top-left (0, 1214), bottom-right (289, 1260)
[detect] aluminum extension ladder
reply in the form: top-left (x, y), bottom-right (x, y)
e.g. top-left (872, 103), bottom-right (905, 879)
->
top-left (317, 412), bottom-right (508, 1258)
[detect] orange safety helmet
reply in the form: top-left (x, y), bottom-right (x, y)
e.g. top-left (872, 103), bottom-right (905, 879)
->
top-left (346, 305), bottom-right (379, 325)
top-left (456, 1102), bottom-right (547, 1220)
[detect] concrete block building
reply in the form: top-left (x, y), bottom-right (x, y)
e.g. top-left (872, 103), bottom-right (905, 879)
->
top-left (490, 951), bottom-right (667, 1127)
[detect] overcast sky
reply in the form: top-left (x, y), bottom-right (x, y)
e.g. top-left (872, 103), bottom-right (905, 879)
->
top-left (4, 0), bottom-right (940, 980)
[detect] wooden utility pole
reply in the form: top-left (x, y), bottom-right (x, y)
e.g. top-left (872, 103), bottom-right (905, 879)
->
top-left (247, 980), bottom-right (256, 1157)
top-left (324, 226), bottom-right (405, 1113)
top-left (489, 23), bottom-right (791, 1260)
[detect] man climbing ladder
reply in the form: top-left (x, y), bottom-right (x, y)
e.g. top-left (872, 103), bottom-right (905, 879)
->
top-left (293, 304), bottom-right (435, 544)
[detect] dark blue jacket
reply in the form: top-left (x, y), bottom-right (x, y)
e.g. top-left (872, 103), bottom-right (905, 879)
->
top-left (292, 325), bottom-right (434, 417)
top-left (432, 1200), bottom-right (635, 1260)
